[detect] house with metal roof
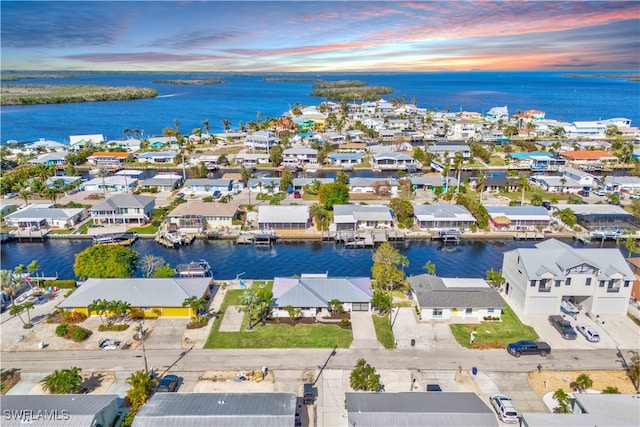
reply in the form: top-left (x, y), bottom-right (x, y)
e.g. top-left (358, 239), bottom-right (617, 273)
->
top-left (1, 394), bottom-right (119, 427)
top-left (59, 277), bottom-right (212, 317)
top-left (4, 203), bottom-right (85, 229)
top-left (346, 392), bottom-right (498, 427)
top-left (89, 194), bottom-right (155, 225)
top-left (413, 204), bottom-right (476, 230)
top-left (349, 177), bottom-right (399, 196)
top-left (244, 130), bottom-right (280, 150)
top-left (328, 152), bottom-right (364, 166)
top-left (132, 392), bottom-right (297, 427)
top-left (139, 174), bottom-right (182, 192)
top-left (566, 204), bottom-right (640, 232)
top-left (532, 175), bottom-right (583, 193)
top-left (371, 152), bottom-right (421, 171)
top-left (82, 175), bottom-right (139, 193)
top-left (234, 153), bottom-right (270, 168)
top-left (257, 205), bottom-right (310, 231)
top-left (485, 206), bottom-right (551, 231)
top-left (509, 151), bottom-right (565, 170)
top-left (291, 177), bottom-right (334, 194)
top-left (167, 201), bottom-right (239, 233)
top-left (136, 151), bottom-right (177, 164)
top-left (183, 178), bottom-right (233, 195)
top-left (272, 274), bottom-right (373, 317)
top-left (29, 151), bottom-right (68, 166)
top-left (407, 274), bottom-right (504, 320)
top-left (24, 138), bottom-right (67, 152)
top-left (332, 204), bottom-right (393, 231)
top-left (282, 147), bottom-right (318, 166)
top-left (427, 143), bottom-right (472, 161)
top-left (502, 238), bottom-right (635, 315)
top-left (87, 151), bottom-right (131, 168)
top-left (603, 175), bottom-right (640, 192)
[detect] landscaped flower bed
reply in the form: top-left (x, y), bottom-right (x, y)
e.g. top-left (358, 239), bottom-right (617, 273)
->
top-left (55, 323), bottom-right (92, 342)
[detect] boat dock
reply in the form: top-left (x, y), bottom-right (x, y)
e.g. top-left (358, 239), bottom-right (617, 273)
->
top-left (93, 232), bottom-right (138, 246)
top-left (513, 231), bottom-right (545, 241)
top-left (236, 231), bottom-right (278, 246)
top-left (431, 229), bottom-right (461, 244)
top-left (155, 230), bottom-right (195, 248)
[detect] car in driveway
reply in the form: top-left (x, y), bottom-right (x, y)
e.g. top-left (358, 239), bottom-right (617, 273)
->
top-left (489, 394), bottom-right (519, 423)
top-left (156, 374), bottom-right (179, 392)
top-left (576, 324), bottom-right (600, 342)
top-left (507, 340), bottom-right (551, 357)
top-left (549, 315), bottom-right (578, 340)
top-left (593, 189), bottom-right (606, 196)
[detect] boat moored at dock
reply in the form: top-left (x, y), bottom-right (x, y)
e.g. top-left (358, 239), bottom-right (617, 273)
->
top-left (93, 232), bottom-right (138, 246)
top-left (176, 259), bottom-right (212, 277)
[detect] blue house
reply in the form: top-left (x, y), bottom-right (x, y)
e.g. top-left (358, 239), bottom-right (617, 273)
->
top-left (183, 178), bottom-right (233, 194)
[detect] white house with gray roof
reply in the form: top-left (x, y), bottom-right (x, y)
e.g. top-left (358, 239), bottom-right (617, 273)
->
top-left (89, 194), bottom-right (154, 225)
top-left (29, 151), bottom-right (68, 166)
top-left (502, 239), bottom-right (635, 315)
top-left (272, 274), bottom-right (373, 317)
top-left (244, 130), bottom-right (279, 150)
top-left (349, 177), bottom-right (399, 196)
top-left (346, 392), bottom-right (498, 427)
top-left (603, 175), bottom-right (640, 192)
top-left (407, 274), bottom-right (504, 320)
top-left (332, 204), bottom-right (393, 231)
top-left (282, 147), bottom-right (318, 166)
top-left (136, 151), bottom-right (177, 164)
top-left (132, 392), bottom-right (297, 427)
top-left (4, 203), bottom-right (85, 229)
top-left (413, 203), bottom-right (476, 230)
top-left (485, 206), bottom-right (551, 231)
top-left (183, 178), bottom-right (233, 195)
top-left (371, 152), bottom-right (421, 171)
top-left (291, 177), bottom-right (334, 194)
top-left (257, 205), bottom-right (310, 231)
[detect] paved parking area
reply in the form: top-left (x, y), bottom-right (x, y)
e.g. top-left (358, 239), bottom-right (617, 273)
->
top-left (391, 307), bottom-right (460, 350)
top-left (144, 318), bottom-right (189, 350)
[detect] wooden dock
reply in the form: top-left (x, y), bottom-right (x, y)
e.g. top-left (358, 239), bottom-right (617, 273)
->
top-left (513, 232), bottom-right (545, 241)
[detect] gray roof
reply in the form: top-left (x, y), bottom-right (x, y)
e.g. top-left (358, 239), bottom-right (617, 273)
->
top-left (283, 147), bottom-right (317, 155)
top-left (346, 392), bottom-right (497, 427)
top-left (30, 152), bottom-right (68, 164)
top-left (407, 274), bottom-right (505, 309)
top-left (567, 204), bottom-right (631, 215)
top-left (485, 205), bottom-right (550, 219)
top-left (333, 204), bottom-right (392, 222)
top-left (372, 152), bottom-right (414, 160)
top-left (508, 238), bottom-right (635, 281)
top-left (90, 194), bottom-right (154, 211)
top-left (185, 178), bottom-right (233, 187)
top-left (291, 177), bottom-right (334, 186)
top-left (59, 278), bottom-right (211, 309)
top-left (141, 177), bottom-right (181, 186)
top-left (132, 392), bottom-right (297, 427)
top-left (273, 277), bottom-right (373, 308)
top-left (413, 204), bottom-right (475, 221)
top-left (409, 175), bottom-right (446, 186)
top-left (5, 205), bottom-right (84, 221)
top-left (1, 394), bottom-right (118, 427)
top-left (137, 151), bottom-right (177, 159)
top-left (257, 205), bottom-right (309, 224)
top-left (349, 177), bottom-right (399, 187)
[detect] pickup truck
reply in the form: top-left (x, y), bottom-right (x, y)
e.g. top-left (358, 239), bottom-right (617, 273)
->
top-left (549, 315), bottom-right (578, 340)
top-left (507, 340), bottom-right (551, 357)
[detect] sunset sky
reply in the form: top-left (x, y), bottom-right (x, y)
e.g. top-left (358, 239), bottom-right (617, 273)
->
top-left (2, 1), bottom-right (639, 71)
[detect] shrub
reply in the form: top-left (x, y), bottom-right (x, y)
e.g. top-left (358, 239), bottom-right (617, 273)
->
top-left (71, 326), bottom-right (91, 341)
top-left (55, 323), bottom-right (70, 337)
top-left (42, 279), bottom-right (77, 289)
top-left (63, 311), bottom-right (87, 323)
top-left (98, 323), bottom-right (130, 332)
top-left (341, 318), bottom-right (351, 326)
top-left (186, 317), bottom-right (209, 329)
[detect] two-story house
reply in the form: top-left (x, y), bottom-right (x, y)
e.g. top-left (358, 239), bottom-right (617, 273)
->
top-left (371, 152), bottom-right (421, 171)
top-left (89, 194), bottom-right (155, 225)
top-left (282, 147), bottom-right (318, 166)
top-left (502, 239), bottom-right (634, 315)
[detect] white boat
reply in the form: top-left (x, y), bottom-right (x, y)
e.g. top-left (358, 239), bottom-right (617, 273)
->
top-left (561, 298), bottom-right (580, 315)
top-left (177, 259), bottom-right (211, 277)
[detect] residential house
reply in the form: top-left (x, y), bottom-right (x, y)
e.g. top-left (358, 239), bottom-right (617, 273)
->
top-left (272, 274), bottom-right (373, 317)
top-left (332, 204), bottom-right (393, 231)
top-left (501, 238), bottom-right (635, 314)
top-left (563, 167), bottom-right (596, 188)
top-left (566, 204), bottom-right (640, 232)
top-left (234, 153), bottom-right (270, 168)
top-left (328, 153), bottom-right (364, 166)
top-left (379, 129), bottom-right (401, 140)
top-left (349, 177), bottom-right (399, 196)
top-left (603, 175), bottom-right (640, 192)
top-left (626, 257), bottom-right (640, 301)
top-left (257, 205), bottom-right (310, 231)
top-left (29, 152), bottom-right (67, 166)
top-left (482, 176), bottom-right (519, 193)
top-left (371, 152), bottom-right (421, 171)
top-left (521, 109), bottom-right (546, 120)
top-left (3, 203), bottom-right (85, 229)
top-left (69, 134), bottom-right (105, 150)
top-left (427, 143), bottom-right (471, 161)
top-left (413, 204), bottom-right (476, 230)
top-left (346, 392), bottom-right (498, 427)
top-left (89, 194), bottom-right (155, 225)
top-left (132, 393), bottom-right (297, 427)
top-left (449, 119), bottom-right (477, 140)
top-left (147, 136), bottom-right (177, 149)
top-left (45, 175), bottom-right (82, 191)
top-left (1, 395), bottom-right (119, 427)
top-left (248, 177), bottom-right (281, 195)
top-left (167, 201), bottom-right (239, 233)
top-left (291, 177), bottom-right (334, 194)
top-left (136, 151), bottom-right (177, 164)
top-left (486, 106), bottom-right (509, 121)
top-left (559, 150), bottom-right (618, 169)
top-left (520, 389), bottom-right (640, 427)
top-left (508, 152), bottom-right (565, 171)
top-left (0, 203), bottom-right (17, 219)
top-left (139, 174), bottom-right (182, 192)
top-left (409, 175), bottom-right (455, 190)
top-left (59, 277), bottom-right (212, 317)
top-left (407, 274), bottom-right (504, 320)
top-left (282, 147), bottom-right (318, 166)
top-left (82, 175), bottom-right (138, 193)
top-left (112, 138), bottom-right (142, 152)
top-left (87, 151), bottom-right (131, 169)
top-left (532, 175), bottom-right (582, 193)
top-left (183, 179), bottom-right (233, 195)
top-left (24, 138), bottom-right (67, 152)
top-left (244, 130), bottom-right (279, 150)
top-left (485, 206), bottom-right (551, 231)
top-left (561, 118), bottom-right (631, 139)
top-left (337, 142), bottom-right (368, 153)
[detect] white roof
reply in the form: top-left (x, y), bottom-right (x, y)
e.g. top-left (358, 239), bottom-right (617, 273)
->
top-left (257, 205), bottom-right (309, 223)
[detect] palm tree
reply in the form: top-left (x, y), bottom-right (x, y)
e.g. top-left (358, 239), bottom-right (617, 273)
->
top-left (88, 299), bottom-right (109, 326)
top-left (183, 296), bottom-right (207, 318)
top-left (309, 203), bottom-right (325, 231)
top-left (41, 367), bottom-right (82, 394)
top-left (26, 260), bottom-right (41, 286)
top-left (626, 237), bottom-right (636, 259)
top-left (22, 300), bottom-right (35, 326)
top-left (552, 388), bottom-right (572, 413)
top-left (518, 175), bottom-right (529, 206)
top-left (371, 290), bottom-right (392, 315)
top-left (1, 269), bottom-right (18, 305)
top-left (222, 119), bottom-right (231, 133)
top-left (238, 289), bottom-right (260, 330)
top-left (9, 303), bottom-right (26, 326)
top-left (424, 260), bottom-right (436, 275)
top-left (202, 119), bottom-right (211, 136)
top-left (574, 373), bottom-right (593, 393)
top-left (126, 370), bottom-right (155, 411)
top-left (97, 166), bottom-right (110, 197)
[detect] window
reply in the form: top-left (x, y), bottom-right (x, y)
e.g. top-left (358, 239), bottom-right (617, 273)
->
top-left (585, 278), bottom-right (592, 286)
top-left (530, 280), bottom-right (537, 287)
top-left (624, 281), bottom-right (630, 288)
top-left (465, 308), bottom-right (473, 315)
top-left (433, 308), bottom-right (443, 316)
top-left (487, 308), bottom-right (495, 314)
top-left (599, 280), bottom-right (605, 287)
top-left (555, 280), bottom-right (561, 287)
top-left (565, 278), bottom-right (572, 286)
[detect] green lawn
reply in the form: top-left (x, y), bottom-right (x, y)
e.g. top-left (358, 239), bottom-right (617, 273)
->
top-left (127, 224), bottom-right (158, 234)
top-left (449, 305), bottom-right (538, 349)
top-left (205, 282), bottom-right (353, 349)
top-left (371, 314), bottom-right (395, 349)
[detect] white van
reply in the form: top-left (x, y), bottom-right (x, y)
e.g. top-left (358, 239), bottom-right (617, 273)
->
top-left (577, 324), bottom-right (600, 342)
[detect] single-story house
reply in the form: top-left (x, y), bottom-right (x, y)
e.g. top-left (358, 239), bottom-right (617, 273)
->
top-left (1, 394), bottom-right (120, 427)
top-left (427, 143), bottom-right (471, 161)
top-left (183, 179), bottom-right (233, 195)
top-left (24, 138), bottom-right (67, 152)
top-left (139, 174), bottom-right (182, 192)
top-left (371, 152), bottom-right (421, 171)
top-left (413, 204), bottom-right (476, 230)
top-left (509, 152), bottom-right (565, 170)
top-left (248, 177), bottom-right (282, 194)
top-left (559, 150), bottom-right (618, 167)
top-left (346, 392), bottom-right (498, 427)
top-left (82, 175), bottom-right (138, 193)
top-left (59, 277), bottom-right (212, 317)
top-left (136, 151), bottom-right (177, 164)
top-left (0, 203), bottom-right (17, 218)
top-left (113, 138), bottom-right (142, 152)
top-left (563, 167), bottom-right (596, 187)
top-left (332, 204), bottom-right (393, 231)
top-left (485, 206), bottom-right (551, 231)
top-left (531, 175), bottom-right (583, 193)
top-left (87, 151), bottom-right (131, 168)
top-left (567, 204), bottom-right (640, 232)
top-left (69, 134), bottom-right (105, 149)
top-left (257, 205), bottom-right (310, 231)
top-left (328, 153), bottom-right (364, 166)
top-left (409, 175), bottom-right (451, 190)
top-left (147, 136), bottom-right (177, 148)
top-left (45, 175), bottom-right (82, 190)
top-left (167, 201), bottom-right (239, 233)
top-left (234, 153), bottom-right (270, 168)
top-left (282, 147), bottom-right (318, 165)
top-left (291, 177), bottom-right (334, 193)
top-left (408, 274), bottom-right (504, 320)
top-left (132, 393), bottom-right (297, 427)
top-left (337, 142), bottom-right (368, 153)
top-left (603, 175), bottom-right (640, 192)
top-left (89, 194), bottom-right (155, 225)
top-left (349, 177), bottom-right (399, 196)
top-left (272, 274), bottom-right (373, 317)
top-left (29, 152), bottom-right (68, 166)
top-left (4, 203), bottom-right (86, 229)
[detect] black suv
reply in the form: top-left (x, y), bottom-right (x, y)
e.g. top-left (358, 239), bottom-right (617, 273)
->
top-left (156, 374), bottom-right (179, 392)
top-left (549, 315), bottom-right (578, 340)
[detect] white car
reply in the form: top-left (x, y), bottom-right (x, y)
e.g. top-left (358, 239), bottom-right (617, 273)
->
top-left (577, 324), bottom-right (601, 342)
top-left (593, 190), bottom-right (606, 196)
top-left (489, 394), bottom-right (519, 423)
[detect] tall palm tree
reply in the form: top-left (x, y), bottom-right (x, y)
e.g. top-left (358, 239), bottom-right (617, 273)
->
top-left (1, 270), bottom-right (17, 304)
top-left (97, 167), bottom-right (110, 197)
top-left (238, 289), bottom-right (260, 330)
top-left (9, 303), bottom-right (26, 325)
top-left (222, 119), bottom-right (231, 133)
top-left (518, 175), bottom-right (529, 206)
top-left (22, 300), bottom-right (35, 325)
top-left (26, 260), bottom-right (41, 285)
top-left (126, 370), bottom-right (155, 410)
top-left (41, 367), bottom-right (83, 394)
top-left (202, 119), bottom-right (211, 135)
top-left (88, 299), bottom-right (109, 326)
top-left (424, 260), bottom-right (436, 275)
top-left (552, 388), bottom-right (571, 413)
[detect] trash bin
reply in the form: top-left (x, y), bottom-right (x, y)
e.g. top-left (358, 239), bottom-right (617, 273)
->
top-left (410, 339), bottom-right (416, 347)
top-left (471, 367), bottom-right (478, 376)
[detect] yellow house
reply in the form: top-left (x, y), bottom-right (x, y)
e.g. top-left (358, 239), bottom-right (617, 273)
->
top-left (58, 277), bottom-right (211, 318)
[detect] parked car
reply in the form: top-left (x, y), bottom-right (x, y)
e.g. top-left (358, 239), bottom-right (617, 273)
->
top-left (175, 192), bottom-right (185, 199)
top-left (489, 394), bottom-right (519, 423)
top-left (549, 315), bottom-right (578, 340)
top-left (212, 190), bottom-right (222, 199)
top-left (576, 324), bottom-right (600, 342)
top-left (293, 191), bottom-right (301, 199)
top-left (577, 189), bottom-right (590, 197)
top-left (629, 193), bottom-right (640, 200)
top-left (156, 374), bottom-right (179, 392)
top-left (426, 384), bottom-right (442, 391)
top-left (3, 192), bottom-right (17, 199)
top-left (507, 340), bottom-right (551, 357)
top-left (541, 201), bottom-right (552, 210)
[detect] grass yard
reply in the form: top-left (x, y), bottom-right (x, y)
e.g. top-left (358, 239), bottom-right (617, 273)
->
top-left (372, 314), bottom-right (395, 349)
top-left (205, 282), bottom-right (352, 349)
top-left (127, 224), bottom-right (158, 234)
top-left (449, 305), bottom-right (538, 349)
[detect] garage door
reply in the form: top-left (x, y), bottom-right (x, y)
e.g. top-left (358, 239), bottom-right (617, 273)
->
top-left (526, 297), bottom-right (556, 314)
top-left (594, 297), bottom-right (626, 315)
top-left (351, 303), bottom-right (369, 311)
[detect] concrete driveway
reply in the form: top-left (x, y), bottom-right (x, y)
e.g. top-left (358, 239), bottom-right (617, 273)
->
top-left (391, 307), bottom-right (460, 350)
top-left (350, 312), bottom-right (382, 349)
top-left (144, 318), bottom-right (189, 350)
